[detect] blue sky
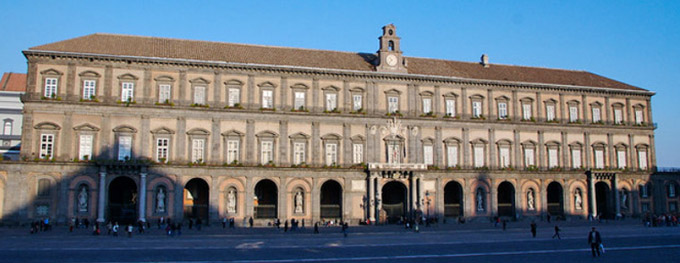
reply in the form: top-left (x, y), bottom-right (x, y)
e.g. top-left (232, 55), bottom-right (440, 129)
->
top-left (1, 1), bottom-right (678, 167)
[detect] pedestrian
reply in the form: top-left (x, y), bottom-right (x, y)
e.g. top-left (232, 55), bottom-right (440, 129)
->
top-left (188, 218), bottom-right (193, 229)
top-left (314, 222), bottom-right (319, 234)
top-left (196, 217), bottom-right (202, 231)
top-left (552, 225), bottom-right (561, 239)
top-left (587, 227), bottom-right (603, 257)
top-left (126, 224), bottom-right (133, 238)
top-left (106, 221), bottom-right (112, 235)
top-left (176, 222), bottom-right (182, 236)
top-left (222, 217), bottom-right (227, 229)
top-left (112, 222), bottom-right (119, 237)
top-left (342, 222), bottom-right (348, 237)
top-left (230, 218), bottom-right (235, 228)
top-left (530, 221), bottom-right (537, 238)
top-left (547, 214), bottom-right (551, 223)
top-left (502, 220), bottom-right (507, 231)
top-left (69, 217), bottom-right (75, 232)
top-left (284, 220), bottom-right (289, 232)
top-left (138, 220), bottom-right (145, 234)
top-left (249, 217), bottom-right (254, 228)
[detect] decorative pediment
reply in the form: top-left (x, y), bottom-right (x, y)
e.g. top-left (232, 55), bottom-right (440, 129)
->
top-left (633, 103), bottom-right (645, 109)
top-left (350, 87), bottom-right (365, 93)
top-left (112, 125), bottom-right (137, 133)
top-left (221, 129), bottom-right (244, 137)
top-left (591, 142), bottom-right (607, 149)
top-left (544, 98), bottom-right (557, 104)
top-left (117, 73), bottom-right (138, 81)
top-left (545, 140), bottom-right (561, 147)
top-left (73, 123), bottom-right (100, 132)
top-left (384, 88), bottom-right (402, 95)
top-left (567, 99), bottom-right (580, 105)
top-left (154, 75), bottom-right (175, 82)
top-left (443, 137), bottom-right (461, 144)
top-left (34, 122), bottom-right (61, 130)
top-left (350, 135), bottom-right (365, 142)
top-left (469, 94), bottom-right (484, 100)
top-left (421, 137), bottom-right (434, 144)
top-left (614, 142), bottom-right (628, 149)
top-left (521, 140), bottom-right (537, 147)
top-left (186, 128), bottom-right (210, 136)
top-left (496, 139), bottom-right (512, 146)
top-left (257, 81), bottom-right (277, 88)
top-left (590, 101), bottom-right (603, 107)
top-left (255, 130), bottom-right (278, 138)
top-left (520, 97), bottom-right (534, 102)
top-left (611, 102), bottom-right (625, 108)
top-left (290, 83), bottom-right (309, 90)
top-left (78, 71), bottom-right (100, 78)
top-left (225, 79), bottom-right (244, 86)
top-left (289, 132), bottom-right (310, 140)
top-left (40, 69), bottom-right (63, 76)
top-left (495, 95), bottom-right (510, 101)
top-left (470, 138), bottom-right (487, 145)
top-left (151, 127), bottom-right (175, 135)
top-left (569, 141), bottom-right (584, 148)
top-left (321, 133), bottom-right (342, 141)
top-left (419, 91), bottom-right (434, 97)
top-left (189, 77), bottom-right (210, 85)
top-left (322, 85), bottom-right (339, 92)
top-left (442, 92), bottom-right (458, 98)
top-left (635, 143), bottom-right (649, 150)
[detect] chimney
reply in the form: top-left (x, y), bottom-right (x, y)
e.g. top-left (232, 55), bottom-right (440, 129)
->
top-left (481, 54), bottom-right (489, 68)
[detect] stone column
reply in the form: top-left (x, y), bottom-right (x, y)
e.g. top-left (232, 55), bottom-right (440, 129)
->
top-left (604, 97), bottom-right (611, 124)
top-left (490, 178), bottom-right (498, 215)
top-left (613, 175), bottom-right (621, 218)
top-left (278, 177), bottom-right (287, 220)
top-left (138, 171), bottom-right (147, 222)
top-left (582, 94), bottom-right (589, 124)
top-left (311, 177), bottom-right (320, 223)
top-left (435, 177), bottom-right (443, 222)
top-left (312, 79), bottom-right (320, 113)
top-left (245, 176), bottom-right (254, 222)
top-left (538, 131), bottom-right (545, 170)
top-left (97, 168), bottom-right (107, 223)
top-left (211, 118), bottom-right (221, 164)
top-left (487, 89), bottom-right (494, 120)
top-left (247, 75), bottom-right (255, 110)
top-left (462, 128), bottom-right (469, 169)
top-left (367, 173), bottom-right (375, 224)
top-left (488, 128), bottom-right (496, 169)
top-left (410, 174), bottom-right (416, 218)
top-left (461, 87), bottom-right (468, 119)
top-left (587, 171), bottom-right (597, 219)
top-left (141, 115), bottom-right (150, 158)
top-left (536, 92), bottom-right (542, 122)
top-left (375, 177), bottom-right (382, 224)
top-left (511, 90), bottom-right (518, 121)
top-left (539, 180), bottom-right (547, 218)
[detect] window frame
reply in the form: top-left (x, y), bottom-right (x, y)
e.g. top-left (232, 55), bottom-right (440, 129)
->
top-left (350, 87), bottom-right (365, 112)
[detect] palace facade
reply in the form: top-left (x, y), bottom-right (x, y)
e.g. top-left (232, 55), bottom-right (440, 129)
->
top-left (0, 25), bottom-right (673, 225)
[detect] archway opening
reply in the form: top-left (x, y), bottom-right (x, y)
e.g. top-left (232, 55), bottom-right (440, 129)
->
top-left (320, 180), bottom-right (342, 220)
top-left (381, 181), bottom-right (407, 223)
top-left (184, 178), bottom-right (209, 223)
top-left (444, 181), bottom-right (463, 218)
top-left (108, 176), bottom-right (137, 224)
top-left (497, 181), bottom-right (515, 217)
top-left (595, 182), bottom-right (611, 219)
top-left (547, 182), bottom-right (564, 216)
top-left (254, 179), bottom-right (277, 219)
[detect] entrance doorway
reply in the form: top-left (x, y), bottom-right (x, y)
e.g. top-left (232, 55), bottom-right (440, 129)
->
top-left (547, 182), bottom-right (564, 216)
top-left (444, 181), bottom-right (463, 217)
top-left (381, 181), bottom-right (407, 223)
top-left (108, 176), bottom-right (137, 224)
top-left (497, 181), bottom-right (515, 217)
top-left (254, 179), bottom-right (277, 219)
top-left (595, 182), bottom-right (611, 219)
top-left (320, 180), bottom-right (342, 220)
top-left (184, 178), bottom-right (209, 223)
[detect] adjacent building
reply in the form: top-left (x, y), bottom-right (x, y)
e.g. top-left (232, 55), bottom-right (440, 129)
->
top-left (0, 25), bottom-right (672, 225)
top-left (0, 73), bottom-right (26, 161)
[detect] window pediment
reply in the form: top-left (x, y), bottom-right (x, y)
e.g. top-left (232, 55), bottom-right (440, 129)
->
top-left (189, 77), bottom-right (210, 85)
top-left (591, 142), bottom-right (607, 149)
top-left (256, 130), bottom-right (278, 138)
top-left (443, 92), bottom-right (458, 98)
top-left (73, 123), bottom-right (100, 132)
top-left (40, 69), bottom-right (63, 76)
top-left (321, 133), bottom-right (342, 141)
top-left (419, 91), bottom-right (434, 97)
top-left (384, 89), bottom-right (402, 95)
top-left (590, 101), bottom-right (603, 107)
top-left (495, 96), bottom-right (510, 102)
top-left (151, 127), bottom-right (175, 135)
top-left (521, 140), bottom-right (537, 147)
top-left (289, 132), bottom-right (310, 140)
top-left (257, 81), bottom-right (277, 88)
top-left (350, 135), bottom-right (365, 143)
top-left (78, 71), bottom-right (100, 78)
top-left (112, 125), bottom-right (137, 133)
top-left (187, 128), bottom-right (210, 136)
top-left (635, 143), bottom-right (649, 150)
top-left (612, 102), bottom-right (624, 108)
top-left (520, 97), bottom-right (534, 103)
top-left (567, 100), bottom-right (580, 106)
top-left (117, 73), bottom-right (138, 81)
top-left (221, 129), bottom-right (244, 137)
top-left (34, 122), bottom-right (61, 131)
top-left (154, 75), bottom-right (174, 82)
top-left (421, 137), bottom-right (434, 145)
top-left (545, 141), bottom-right (561, 147)
top-left (614, 143), bottom-right (627, 150)
top-left (225, 79), bottom-right (243, 86)
top-left (569, 142), bottom-right (583, 148)
top-left (290, 83), bottom-right (309, 90)
top-left (470, 138), bottom-right (487, 145)
top-left (469, 94), bottom-right (484, 100)
top-left (322, 85), bottom-right (339, 92)
top-left (443, 137), bottom-right (461, 145)
top-left (496, 139), bottom-right (512, 146)
top-left (544, 98), bottom-right (557, 104)
top-left (633, 103), bottom-right (645, 109)
top-left (350, 87), bottom-right (365, 93)
top-left (383, 135), bottom-right (404, 142)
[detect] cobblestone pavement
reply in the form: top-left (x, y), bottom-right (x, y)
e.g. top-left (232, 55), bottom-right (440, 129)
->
top-left (0, 219), bottom-right (678, 262)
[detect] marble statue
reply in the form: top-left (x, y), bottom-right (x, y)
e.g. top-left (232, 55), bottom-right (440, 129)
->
top-left (621, 191), bottom-right (628, 209)
top-left (295, 191), bottom-right (304, 214)
top-left (156, 188), bottom-right (166, 213)
top-left (527, 189), bottom-right (535, 210)
top-left (574, 189), bottom-right (583, 210)
top-left (227, 189), bottom-right (236, 214)
top-left (476, 190), bottom-right (484, 211)
top-left (77, 186), bottom-right (88, 212)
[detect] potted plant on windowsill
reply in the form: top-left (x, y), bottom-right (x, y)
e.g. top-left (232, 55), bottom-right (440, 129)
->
top-left (420, 112), bottom-right (437, 118)
top-left (350, 108), bottom-right (365, 114)
top-left (291, 106), bottom-right (309, 112)
top-left (386, 110), bottom-right (403, 117)
top-left (323, 108), bottom-right (341, 114)
top-left (155, 99), bottom-right (175, 106)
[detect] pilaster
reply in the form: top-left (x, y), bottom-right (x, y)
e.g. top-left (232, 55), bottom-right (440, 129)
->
top-left (311, 122), bottom-right (320, 166)
top-left (582, 94), bottom-right (589, 124)
top-left (66, 63), bottom-right (76, 101)
top-left (559, 93), bottom-right (565, 123)
top-left (435, 126), bottom-right (443, 167)
top-left (312, 78), bottom-right (319, 113)
top-left (279, 76), bottom-right (287, 111)
top-left (100, 114), bottom-right (111, 159)
top-left (179, 70), bottom-right (187, 106)
top-left (434, 86), bottom-right (441, 116)
top-left (511, 90), bottom-right (518, 121)
top-left (279, 120), bottom-right (289, 166)
top-left (607, 133), bottom-right (614, 168)
top-left (488, 128), bottom-right (496, 169)
top-left (462, 128), bottom-right (469, 168)
top-left (245, 120), bottom-right (255, 165)
top-left (605, 97), bottom-right (611, 124)
top-left (584, 132), bottom-right (591, 169)
top-left (104, 65), bottom-right (113, 103)
top-left (212, 71), bottom-right (222, 108)
top-left (342, 80), bottom-right (350, 112)
top-left (176, 117), bottom-right (186, 162)
top-left (140, 115), bottom-right (150, 158)
top-left (343, 123), bottom-right (351, 167)
top-left (536, 92), bottom-right (542, 122)
top-left (538, 130), bottom-right (545, 170)
top-left (211, 118), bottom-right (221, 164)
top-left (311, 177), bottom-right (320, 223)
top-left (461, 87), bottom-right (468, 119)
top-left (247, 75), bottom-right (255, 110)
top-left (60, 111), bottom-right (73, 161)
top-left (514, 130), bottom-right (521, 168)
top-left (487, 89), bottom-right (495, 120)
top-left (143, 68), bottom-right (152, 104)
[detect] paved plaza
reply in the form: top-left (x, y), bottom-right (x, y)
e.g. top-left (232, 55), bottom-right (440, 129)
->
top-left (0, 220), bottom-right (678, 262)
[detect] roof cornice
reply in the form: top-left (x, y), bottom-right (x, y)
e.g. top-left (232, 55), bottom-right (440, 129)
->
top-left (23, 50), bottom-right (655, 96)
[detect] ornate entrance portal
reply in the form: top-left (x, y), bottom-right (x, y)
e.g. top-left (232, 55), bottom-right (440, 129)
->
top-left (108, 176), bottom-right (137, 224)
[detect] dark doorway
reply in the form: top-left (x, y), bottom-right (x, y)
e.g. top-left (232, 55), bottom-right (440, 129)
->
top-left (547, 182), bottom-right (564, 216)
top-left (254, 179), bottom-right (277, 219)
top-left (497, 181), bottom-right (515, 217)
top-left (444, 181), bottom-right (463, 217)
top-left (382, 181), bottom-right (407, 223)
top-left (595, 182), bottom-right (611, 219)
top-left (320, 180), bottom-right (342, 220)
top-left (184, 178), bottom-right (209, 223)
top-left (108, 176), bottom-right (137, 224)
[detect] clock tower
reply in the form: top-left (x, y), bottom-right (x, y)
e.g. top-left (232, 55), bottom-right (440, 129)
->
top-left (376, 24), bottom-right (407, 73)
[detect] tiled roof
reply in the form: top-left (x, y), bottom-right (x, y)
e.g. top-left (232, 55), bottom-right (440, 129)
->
top-left (28, 33), bottom-right (643, 91)
top-left (0, 72), bottom-right (27, 92)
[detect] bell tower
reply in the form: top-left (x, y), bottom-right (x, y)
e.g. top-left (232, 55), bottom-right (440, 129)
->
top-left (376, 24), bottom-right (407, 73)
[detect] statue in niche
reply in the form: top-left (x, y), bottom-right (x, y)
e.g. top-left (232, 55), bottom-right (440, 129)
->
top-left (156, 188), bottom-right (166, 213)
top-left (621, 190), bottom-right (628, 209)
top-left (77, 186), bottom-right (88, 212)
top-left (227, 188), bottom-right (237, 214)
top-left (295, 190), bottom-right (304, 214)
top-left (476, 189), bottom-right (485, 211)
top-left (527, 189), bottom-right (535, 210)
top-left (574, 189), bottom-right (583, 210)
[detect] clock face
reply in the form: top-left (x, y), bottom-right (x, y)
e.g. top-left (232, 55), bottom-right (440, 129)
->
top-left (386, 54), bottom-right (397, 66)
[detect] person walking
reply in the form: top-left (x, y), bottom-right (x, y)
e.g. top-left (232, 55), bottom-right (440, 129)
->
top-left (222, 217), bottom-right (227, 229)
top-left (284, 220), bottom-right (289, 232)
top-left (342, 222), bottom-right (348, 238)
top-left (249, 217), bottom-right (254, 228)
top-left (588, 227), bottom-right (603, 257)
top-left (552, 225), bottom-right (561, 239)
top-left (502, 220), bottom-right (507, 231)
top-left (530, 221), bottom-right (537, 238)
top-left (126, 224), bottom-right (133, 238)
top-left (314, 222), bottom-right (319, 234)
top-left (112, 222), bottom-right (119, 237)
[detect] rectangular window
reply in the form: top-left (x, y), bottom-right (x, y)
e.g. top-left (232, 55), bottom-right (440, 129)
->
top-left (325, 93), bottom-right (337, 111)
top-left (159, 84), bottom-right (171, 103)
top-left (472, 101), bottom-right (482, 118)
top-left (388, 97), bottom-right (399, 113)
top-left (423, 145), bottom-right (433, 165)
top-left (44, 78), bottom-right (58, 98)
top-left (422, 98), bottom-right (432, 114)
top-left (353, 95), bottom-right (362, 111)
top-left (499, 147), bottom-right (510, 168)
top-left (447, 145), bottom-right (459, 167)
top-left (191, 139), bottom-right (205, 163)
top-left (572, 149), bottom-right (582, 169)
top-left (261, 141), bottom-right (273, 164)
top-left (569, 106), bottom-right (578, 122)
top-left (473, 145), bottom-right (484, 167)
top-left (635, 110), bottom-right (644, 124)
top-left (83, 80), bottom-right (96, 100)
top-left (548, 148), bottom-right (558, 168)
top-left (194, 86), bottom-right (206, 105)
top-left (121, 82), bottom-right (134, 102)
top-left (353, 143), bottom-right (363, 164)
top-left (39, 134), bottom-right (54, 158)
top-left (498, 102), bottom-right (508, 119)
top-left (522, 104), bottom-right (532, 120)
top-left (614, 109), bottom-right (623, 124)
top-left (445, 99), bottom-right (455, 117)
top-left (156, 138), bottom-right (169, 162)
top-left (228, 88), bottom-right (240, 107)
top-left (592, 108), bottom-right (601, 123)
top-left (227, 140), bottom-right (239, 164)
top-left (262, 90), bottom-right (273, 109)
top-left (546, 105), bottom-right (555, 121)
top-left (617, 150), bottom-right (627, 169)
top-left (294, 92), bottom-right (305, 110)
top-left (670, 202), bottom-right (677, 212)
top-left (117, 136), bottom-right (132, 161)
top-left (594, 149), bottom-right (605, 169)
top-left (293, 142), bottom-right (305, 165)
top-left (78, 134), bottom-right (93, 160)
top-left (387, 142), bottom-right (400, 164)
top-left (638, 151), bottom-right (648, 170)
top-left (524, 148), bottom-right (535, 167)
top-left (325, 143), bottom-right (337, 165)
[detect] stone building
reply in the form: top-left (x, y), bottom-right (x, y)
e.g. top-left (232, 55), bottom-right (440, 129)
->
top-left (0, 25), bottom-right (672, 225)
top-left (0, 73), bottom-right (26, 161)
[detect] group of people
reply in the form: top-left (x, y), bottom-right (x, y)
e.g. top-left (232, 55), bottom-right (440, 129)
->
top-left (29, 218), bottom-right (51, 234)
top-left (642, 213), bottom-right (678, 227)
